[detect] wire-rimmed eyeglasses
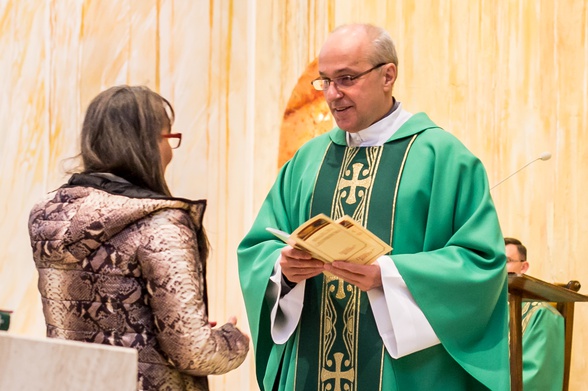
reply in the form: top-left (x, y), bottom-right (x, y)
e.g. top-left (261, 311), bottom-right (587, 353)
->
top-left (310, 63), bottom-right (388, 91)
top-left (162, 133), bottom-right (182, 149)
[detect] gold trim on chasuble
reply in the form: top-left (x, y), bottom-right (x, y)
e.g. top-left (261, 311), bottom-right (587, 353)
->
top-left (320, 146), bottom-right (383, 391)
top-left (295, 136), bottom-right (418, 391)
top-left (310, 146), bottom-right (370, 391)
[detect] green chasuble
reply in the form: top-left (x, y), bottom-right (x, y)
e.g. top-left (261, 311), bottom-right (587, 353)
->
top-left (521, 301), bottom-right (565, 391)
top-left (238, 113), bottom-right (510, 391)
top-left (0, 310), bottom-right (10, 331)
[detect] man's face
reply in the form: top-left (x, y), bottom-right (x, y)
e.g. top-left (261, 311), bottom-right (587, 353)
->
top-left (505, 243), bottom-right (529, 274)
top-left (317, 28), bottom-right (396, 133)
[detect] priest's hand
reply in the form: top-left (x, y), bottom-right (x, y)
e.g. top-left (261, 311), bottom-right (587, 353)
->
top-left (280, 245), bottom-right (325, 284)
top-left (323, 261), bottom-right (383, 291)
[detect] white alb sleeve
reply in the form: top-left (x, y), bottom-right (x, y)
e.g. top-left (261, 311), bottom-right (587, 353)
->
top-left (267, 257), bottom-right (305, 344)
top-left (367, 256), bottom-right (441, 358)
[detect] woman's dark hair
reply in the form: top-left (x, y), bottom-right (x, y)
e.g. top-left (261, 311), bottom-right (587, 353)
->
top-left (80, 85), bottom-right (174, 196)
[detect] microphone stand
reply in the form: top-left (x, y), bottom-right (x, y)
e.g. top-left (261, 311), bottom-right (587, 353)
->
top-left (490, 153), bottom-right (551, 190)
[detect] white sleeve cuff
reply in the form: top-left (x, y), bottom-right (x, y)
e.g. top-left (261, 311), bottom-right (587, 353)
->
top-left (268, 257), bottom-right (305, 344)
top-left (367, 256), bottom-right (440, 358)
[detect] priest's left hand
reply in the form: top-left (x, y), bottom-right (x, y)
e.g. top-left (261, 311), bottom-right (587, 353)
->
top-left (323, 261), bottom-right (382, 291)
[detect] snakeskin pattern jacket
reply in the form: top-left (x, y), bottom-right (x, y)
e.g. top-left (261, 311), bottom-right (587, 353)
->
top-left (28, 173), bottom-right (249, 390)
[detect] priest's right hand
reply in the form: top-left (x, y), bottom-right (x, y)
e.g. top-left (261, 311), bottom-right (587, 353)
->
top-left (280, 245), bottom-right (325, 284)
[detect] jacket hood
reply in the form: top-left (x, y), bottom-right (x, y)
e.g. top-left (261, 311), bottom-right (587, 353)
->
top-left (29, 173), bottom-right (206, 264)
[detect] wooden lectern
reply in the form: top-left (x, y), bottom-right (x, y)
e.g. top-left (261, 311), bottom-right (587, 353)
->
top-left (508, 273), bottom-right (588, 391)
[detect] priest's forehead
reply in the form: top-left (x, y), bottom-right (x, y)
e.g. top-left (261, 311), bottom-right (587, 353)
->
top-left (319, 28), bottom-right (373, 72)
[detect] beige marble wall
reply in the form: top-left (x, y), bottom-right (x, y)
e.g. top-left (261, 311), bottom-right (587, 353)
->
top-left (1, 0), bottom-right (587, 389)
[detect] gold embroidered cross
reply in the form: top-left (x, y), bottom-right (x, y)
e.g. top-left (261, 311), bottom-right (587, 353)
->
top-left (321, 352), bottom-right (354, 391)
top-left (338, 162), bottom-right (371, 205)
top-left (325, 273), bottom-right (347, 299)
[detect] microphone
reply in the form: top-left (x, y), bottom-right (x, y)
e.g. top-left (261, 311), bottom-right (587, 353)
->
top-left (490, 152), bottom-right (552, 190)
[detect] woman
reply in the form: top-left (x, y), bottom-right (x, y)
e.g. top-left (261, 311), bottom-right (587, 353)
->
top-left (28, 85), bottom-right (249, 390)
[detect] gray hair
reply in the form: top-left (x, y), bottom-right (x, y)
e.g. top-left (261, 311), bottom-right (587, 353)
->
top-left (332, 24), bottom-right (398, 67)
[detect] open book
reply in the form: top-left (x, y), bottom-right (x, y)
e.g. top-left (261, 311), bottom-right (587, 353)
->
top-left (266, 213), bottom-right (392, 265)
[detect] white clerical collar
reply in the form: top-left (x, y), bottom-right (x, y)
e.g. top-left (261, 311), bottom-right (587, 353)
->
top-left (346, 102), bottom-right (413, 147)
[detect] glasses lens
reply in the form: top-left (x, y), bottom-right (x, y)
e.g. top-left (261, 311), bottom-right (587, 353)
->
top-left (337, 76), bottom-right (355, 88)
top-left (311, 79), bottom-right (327, 91)
top-left (164, 134), bottom-right (181, 149)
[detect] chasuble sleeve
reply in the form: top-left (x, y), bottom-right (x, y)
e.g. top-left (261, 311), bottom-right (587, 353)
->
top-left (388, 127), bottom-right (510, 390)
top-left (238, 137), bottom-right (329, 386)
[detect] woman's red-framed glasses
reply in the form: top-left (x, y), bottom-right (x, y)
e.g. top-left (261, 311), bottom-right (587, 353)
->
top-left (162, 133), bottom-right (182, 149)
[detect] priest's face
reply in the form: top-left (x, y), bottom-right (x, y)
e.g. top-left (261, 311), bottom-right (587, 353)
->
top-left (318, 26), bottom-right (396, 133)
top-left (505, 244), bottom-right (529, 274)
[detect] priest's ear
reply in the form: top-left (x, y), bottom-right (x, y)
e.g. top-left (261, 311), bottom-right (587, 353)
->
top-left (383, 63), bottom-right (397, 91)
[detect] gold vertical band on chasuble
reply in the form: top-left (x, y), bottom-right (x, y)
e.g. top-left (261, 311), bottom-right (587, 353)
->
top-left (390, 134), bottom-right (419, 247)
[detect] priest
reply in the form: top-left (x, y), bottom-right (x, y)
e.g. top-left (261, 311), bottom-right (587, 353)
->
top-left (238, 23), bottom-right (510, 391)
top-left (505, 237), bottom-right (564, 390)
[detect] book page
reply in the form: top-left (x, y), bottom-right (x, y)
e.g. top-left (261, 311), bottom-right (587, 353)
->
top-left (336, 216), bottom-right (392, 265)
top-left (266, 214), bottom-right (391, 265)
top-left (266, 227), bottom-right (291, 244)
top-left (290, 214), bottom-right (367, 263)
top-left (265, 227), bottom-right (322, 257)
